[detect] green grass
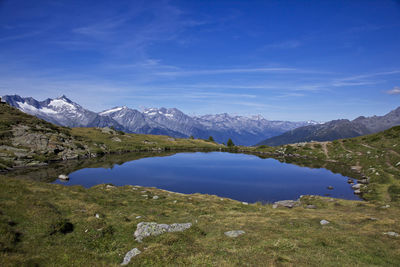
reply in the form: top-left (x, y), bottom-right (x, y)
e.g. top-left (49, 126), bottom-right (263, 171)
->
top-left (1, 102), bottom-right (400, 265)
top-left (0, 177), bottom-right (399, 266)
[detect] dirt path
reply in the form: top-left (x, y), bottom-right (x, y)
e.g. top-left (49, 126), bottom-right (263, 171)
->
top-left (339, 140), bottom-right (353, 153)
top-left (321, 142), bottom-right (329, 159)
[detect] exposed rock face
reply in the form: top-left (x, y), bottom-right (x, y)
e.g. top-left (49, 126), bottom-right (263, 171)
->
top-left (224, 230), bottom-right (245, 238)
top-left (134, 222), bottom-right (192, 242)
top-left (121, 248), bottom-right (141, 265)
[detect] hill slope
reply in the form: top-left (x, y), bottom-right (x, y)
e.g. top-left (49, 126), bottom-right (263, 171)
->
top-left (257, 107), bottom-right (400, 146)
top-left (0, 103), bottom-right (222, 170)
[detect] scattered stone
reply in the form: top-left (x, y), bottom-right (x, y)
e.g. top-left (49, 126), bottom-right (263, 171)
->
top-left (141, 190), bottom-right (147, 193)
top-left (134, 222), bottom-right (192, 242)
top-left (106, 184), bottom-right (115, 189)
top-left (347, 179), bottom-right (354, 184)
top-left (306, 205), bottom-right (317, 209)
top-left (358, 179), bottom-right (369, 184)
top-left (132, 188), bottom-right (138, 191)
top-left (242, 202), bottom-right (248, 205)
top-left (383, 232), bottom-right (399, 237)
top-left (273, 200), bottom-right (300, 208)
top-left (272, 204), bottom-right (278, 209)
top-left (327, 186), bottom-right (334, 190)
top-left (173, 200), bottom-right (177, 204)
top-left (121, 248), bottom-right (141, 265)
top-left (152, 196), bottom-right (159, 200)
top-left (112, 137), bottom-right (122, 142)
top-left (396, 162), bottom-right (400, 167)
top-left (95, 214), bottom-right (100, 219)
top-left (141, 195), bottom-right (148, 198)
top-left (352, 184), bottom-right (361, 189)
top-left (220, 198), bottom-right (224, 201)
top-left (354, 189), bottom-right (361, 194)
top-left (320, 219), bottom-right (330, 225)
top-left (369, 217), bottom-right (378, 221)
top-left (136, 216), bottom-right (142, 219)
top-left (58, 174), bottom-right (69, 180)
top-left (381, 204), bottom-right (390, 209)
top-left (224, 230), bottom-right (245, 238)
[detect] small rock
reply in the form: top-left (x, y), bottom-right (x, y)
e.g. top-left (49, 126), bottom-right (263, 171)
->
top-left (173, 200), bottom-right (177, 204)
top-left (58, 174), bottom-right (69, 180)
top-left (220, 198), bottom-right (224, 201)
top-left (320, 219), bottom-right (330, 225)
top-left (273, 200), bottom-right (300, 208)
top-left (141, 190), bottom-right (147, 193)
top-left (152, 196), bottom-right (159, 200)
top-left (242, 202), bottom-right (248, 205)
top-left (369, 217), bottom-right (378, 221)
top-left (272, 204), bottom-right (278, 209)
top-left (136, 216), bottom-right (142, 219)
top-left (224, 230), bottom-right (245, 238)
top-left (347, 179), bottom-right (354, 184)
top-left (396, 162), bottom-right (400, 167)
top-left (352, 184), bottom-right (361, 189)
top-left (134, 222), bottom-right (192, 242)
top-left (383, 232), bottom-right (399, 237)
top-left (358, 179), bottom-right (369, 184)
top-left (327, 186), bottom-right (334, 190)
top-left (141, 195), bottom-right (148, 198)
top-left (121, 248), bottom-right (141, 265)
top-left (354, 189), bottom-right (361, 194)
top-left (112, 137), bottom-right (121, 142)
top-left (106, 184), bottom-right (115, 189)
top-left (95, 214), bottom-right (100, 219)
top-left (132, 188), bottom-right (138, 191)
top-left (381, 204), bottom-right (390, 209)
top-left (306, 205), bottom-right (317, 209)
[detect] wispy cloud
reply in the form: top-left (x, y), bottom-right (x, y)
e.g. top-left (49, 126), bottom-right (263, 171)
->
top-left (156, 67), bottom-right (307, 76)
top-left (386, 86), bottom-right (400, 95)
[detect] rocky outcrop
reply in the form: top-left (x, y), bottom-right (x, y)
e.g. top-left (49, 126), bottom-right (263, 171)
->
top-left (121, 248), bottom-right (141, 265)
top-left (134, 222), bottom-right (192, 242)
top-left (272, 200), bottom-right (300, 208)
top-left (224, 230), bottom-right (245, 238)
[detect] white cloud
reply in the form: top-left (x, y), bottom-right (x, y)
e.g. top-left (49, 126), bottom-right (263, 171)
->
top-left (386, 86), bottom-right (400, 95)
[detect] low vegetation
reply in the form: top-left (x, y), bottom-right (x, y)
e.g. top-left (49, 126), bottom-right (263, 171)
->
top-left (0, 103), bottom-right (400, 265)
top-left (0, 177), bottom-right (399, 266)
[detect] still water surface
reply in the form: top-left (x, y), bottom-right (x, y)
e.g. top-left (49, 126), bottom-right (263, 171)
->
top-left (54, 152), bottom-right (359, 203)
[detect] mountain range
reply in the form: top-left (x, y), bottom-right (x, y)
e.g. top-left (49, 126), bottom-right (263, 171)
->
top-left (2, 95), bottom-right (318, 146)
top-left (257, 106), bottom-right (400, 146)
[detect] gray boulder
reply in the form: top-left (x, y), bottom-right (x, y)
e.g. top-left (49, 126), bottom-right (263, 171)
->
top-left (224, 230), bottom-right (245, 238)
top-left (320, 219), bottom-right (330, 225)
top-left (121, 248), bottom-right (141, 265)
top-left (383, 231), bottom-right (399, 237)
top-left (134, 222), bottom-right (192, 242)
top-left (58, 174), bottom-right (69, 180)
top-left (273, 200), bottom-right (300, 208)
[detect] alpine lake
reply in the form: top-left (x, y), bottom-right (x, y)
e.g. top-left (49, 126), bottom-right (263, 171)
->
top-left (6, 151), bottom-right (362, 203)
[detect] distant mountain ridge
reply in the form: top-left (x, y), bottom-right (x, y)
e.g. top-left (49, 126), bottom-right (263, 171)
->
top-left (257, 107), bottom-right (400, 146)
top-left (2, 94), bottom-right (317, 145)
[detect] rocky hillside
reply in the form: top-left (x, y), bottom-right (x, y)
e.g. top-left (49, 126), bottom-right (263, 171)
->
top-left (0, 103), bottom-right (222, 170)
top-left (3, 94), bottom-right (317, 146)
top-left (257, 107), bottom-right (400, 146)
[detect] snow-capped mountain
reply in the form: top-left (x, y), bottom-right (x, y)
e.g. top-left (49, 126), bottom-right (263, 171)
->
top-left (99, 106), bottom-right (185, 137)
top-left (193, 113), bottom-right (314, 145)
top-left (3, 94), bottom-right (317, 145)
top-left (2, 95), bottom-right (122, 129)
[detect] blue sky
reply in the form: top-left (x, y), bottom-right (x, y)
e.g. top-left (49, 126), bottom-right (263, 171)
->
top-left (0, 0), bottom-right (400, 121)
